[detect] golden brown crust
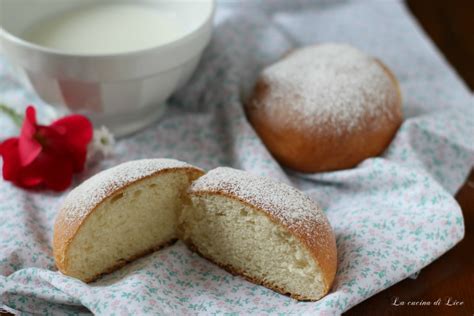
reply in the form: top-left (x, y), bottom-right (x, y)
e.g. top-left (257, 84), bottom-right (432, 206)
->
top-left (245, 52), bottom-right (403, 173)
top-left (53, 166), bottom-right (204, 280)
top-left (187, 190), bottom-right (337, 300)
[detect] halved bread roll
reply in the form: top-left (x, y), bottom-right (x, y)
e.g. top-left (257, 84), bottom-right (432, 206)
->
top-left (53, 159), bottom-right (203, 282)
top-left (179, 167), bottom-right (337, 301)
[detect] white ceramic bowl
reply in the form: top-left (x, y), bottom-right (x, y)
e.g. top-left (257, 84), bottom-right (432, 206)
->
top-left (0, 0), bottom-right (215, 136)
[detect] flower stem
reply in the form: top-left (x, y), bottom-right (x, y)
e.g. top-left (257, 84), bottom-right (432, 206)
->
top-left (0, 104), bottom-right (24, 127)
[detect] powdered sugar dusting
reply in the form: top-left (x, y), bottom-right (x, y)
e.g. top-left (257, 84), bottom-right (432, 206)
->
top-left (189, 167), bottom-right (330, 234)
top-left (61, 159), bottom-right (201, 224)
top-left (260, 43), bottom-right (398, 134)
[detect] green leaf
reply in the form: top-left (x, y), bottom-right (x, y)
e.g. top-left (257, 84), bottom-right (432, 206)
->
top-left (0, 104), bottom-right (24, 127)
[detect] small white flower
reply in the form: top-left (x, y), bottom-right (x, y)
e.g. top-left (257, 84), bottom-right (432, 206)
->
top-left (93, 126), bottom-right (115, 156)
top-left (87, 126), bottom-right (115, 162)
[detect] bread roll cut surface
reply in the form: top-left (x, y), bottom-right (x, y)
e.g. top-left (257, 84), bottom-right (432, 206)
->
top-left (180, 167), bottom-right (337, 300)
top-left (53, 159), bottom-right (203, 282)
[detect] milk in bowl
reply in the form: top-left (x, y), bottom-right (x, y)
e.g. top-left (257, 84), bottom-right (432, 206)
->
top-left (23, 3), bottom-right (185, 55)
top-left (0, 0), bottom-right (215, 136)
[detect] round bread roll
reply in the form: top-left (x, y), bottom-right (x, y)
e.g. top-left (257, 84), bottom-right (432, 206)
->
top-left (179, 167), bottom-right (337, 301)
top-left (245, 43), bottom-right (402, 173)
top-left (53, 159), bottom-right (203, 282)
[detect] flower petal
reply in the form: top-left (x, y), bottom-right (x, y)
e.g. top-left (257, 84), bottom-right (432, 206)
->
top-left (50, 114), bottom-right (93, 171)
top-left (51, 114), bottom-right (93, 149)
top-left (0, 138), bottom-right (22, 181)
top-left (20, 150), bottom-right (74, 191)
top-left (38, 153), bottom-right (74, 191)
top-left (0, 137), bottom-right (43, 188)
top-left (1, 108), bottom-right (92, 191)
top-left (19, 106), bottom-right (42, 166)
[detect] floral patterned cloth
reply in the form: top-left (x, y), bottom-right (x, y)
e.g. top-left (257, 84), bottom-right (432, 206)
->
top-left (1, 1), bottom-right (473, 315)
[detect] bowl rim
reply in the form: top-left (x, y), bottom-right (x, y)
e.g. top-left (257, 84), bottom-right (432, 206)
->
top-left (0, 0), bottom-right (216, 59)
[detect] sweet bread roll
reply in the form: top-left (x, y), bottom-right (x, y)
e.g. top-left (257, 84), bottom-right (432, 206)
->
top-left (53, 159), bottom-right (203, 282)
top-left (179, 167), bottom-right (337, 301)
top-left (246, 43), bottom-right (402, 172)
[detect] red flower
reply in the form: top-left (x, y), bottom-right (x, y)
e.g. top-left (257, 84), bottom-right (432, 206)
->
top-left (0, 106), bottom-right (93, 191)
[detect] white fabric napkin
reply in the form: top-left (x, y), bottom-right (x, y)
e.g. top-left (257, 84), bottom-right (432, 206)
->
top-left (1, 1), bottom-right (473, 315)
